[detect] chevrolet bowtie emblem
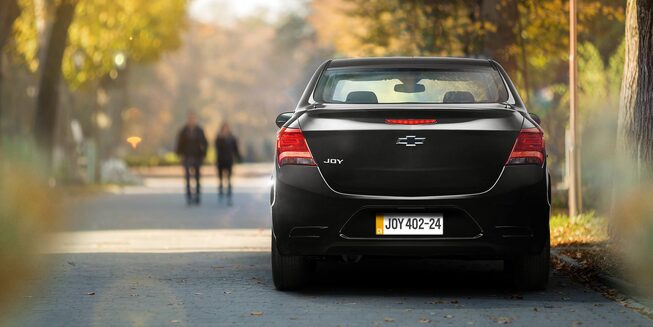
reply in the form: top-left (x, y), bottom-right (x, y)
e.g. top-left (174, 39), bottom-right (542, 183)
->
top-left (396, 135), bottom-right (426, 147)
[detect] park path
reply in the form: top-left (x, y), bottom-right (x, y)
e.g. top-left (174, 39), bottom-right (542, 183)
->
top-left (4, 164), bottom-right (651, 326)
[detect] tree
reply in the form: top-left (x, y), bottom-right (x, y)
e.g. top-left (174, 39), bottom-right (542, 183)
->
top-left (34, 0), bottom-right (78, 159)
top-left (311, 0), bottom-right (623, 92)
top-left (62, 0), bottom-right (186, 88)
top-left (12, 0), bottom-right (187, 165)
top-left (0, 0), bottom-right (20, 49)
top-left (612, 0), bottom-right (653, 299)
top-left (0, 0), bottom-right (21, 125)
top-left (311, 0), bottom-right (488, 57)
top-left (618, 0), bottom-right (653, 174)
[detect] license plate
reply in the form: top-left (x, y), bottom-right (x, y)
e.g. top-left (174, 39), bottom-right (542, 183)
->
top-left (375, 213), bottom-right (443, 235)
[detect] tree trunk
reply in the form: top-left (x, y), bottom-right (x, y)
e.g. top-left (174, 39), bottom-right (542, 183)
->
top-left (0, 0), bottom-right (21, 131)
top-left (618, 0), bottom-right (653, 176)
top-left (110, 66), bottom-right (129, 153)
top-left (34, 0), bottom-right (77, 164)
top-left (0, 0), bottom-right (20, 52)
top-left (0, 52), bottom-right (4, 131)
top-left (480, 0), bottom-right (519, 76)
top-left (513, 0), bottom-right (530, 102)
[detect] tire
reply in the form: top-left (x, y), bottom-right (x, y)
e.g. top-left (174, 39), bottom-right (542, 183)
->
top-left (271, 235), bottom-right (310, 291)
top-left (506, 237), bottom-right (550, 291)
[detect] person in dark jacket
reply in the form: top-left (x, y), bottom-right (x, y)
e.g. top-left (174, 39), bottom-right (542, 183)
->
top-left (215, 122), bottom-right (241, 204)
top-left (175, 111), bottom-right (208, 205)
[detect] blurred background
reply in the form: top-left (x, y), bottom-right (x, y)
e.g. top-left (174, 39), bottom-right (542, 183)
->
top-left (1, 0), bottom-right (653, 319)
top-left (0, 0), bottom-right (626, 192)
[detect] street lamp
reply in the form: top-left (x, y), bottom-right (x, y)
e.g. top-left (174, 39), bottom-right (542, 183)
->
top-left (126, 136), bottom-right (142, 149)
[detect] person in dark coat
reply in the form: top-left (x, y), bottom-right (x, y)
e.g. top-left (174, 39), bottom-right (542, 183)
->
top-left (215, 122), bottom-right (241, 204)
top-left (175, 111), bottom-right (208, 205)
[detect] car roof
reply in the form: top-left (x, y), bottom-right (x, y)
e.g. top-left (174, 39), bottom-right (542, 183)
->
top-left (327, 57), bottom-right (493, 69)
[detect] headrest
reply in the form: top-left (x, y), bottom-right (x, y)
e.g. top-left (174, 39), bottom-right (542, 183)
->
top-left (346, 91), bottom-right (378, 104)
top-left (443, 91), bottom-right (475, 103)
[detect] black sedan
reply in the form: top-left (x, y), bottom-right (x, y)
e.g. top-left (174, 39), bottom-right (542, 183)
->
top-left (271, 57), bottom-right (550, 291)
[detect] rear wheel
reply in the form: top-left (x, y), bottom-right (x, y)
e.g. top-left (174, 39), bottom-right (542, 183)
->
top-left (506, 237), bottom-right (550, 291)
top-left (271, 235), bottom-right (310, 291)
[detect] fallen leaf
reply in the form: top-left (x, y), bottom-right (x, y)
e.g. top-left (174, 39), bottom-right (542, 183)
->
top-left (419, 318), bottom-right (431, 324)
top-left (489, 316), bottom-right (513, 324)
top-left (383, 317), bottom-right (395, 322)
top-left (250, 311), bottom-right (264, 316)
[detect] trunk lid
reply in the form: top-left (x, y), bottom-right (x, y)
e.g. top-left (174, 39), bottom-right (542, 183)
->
top-left (299, 106), bottom-right (524, 197)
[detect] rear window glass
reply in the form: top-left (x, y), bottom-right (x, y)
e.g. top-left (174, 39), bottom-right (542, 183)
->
top-left (313, 67), bottom-right (509, 104)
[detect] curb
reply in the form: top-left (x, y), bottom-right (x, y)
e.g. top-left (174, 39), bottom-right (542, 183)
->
top-left (551, 249), bottom-right (653, 318)
top-left (550, 249), bottom-right (636, 292)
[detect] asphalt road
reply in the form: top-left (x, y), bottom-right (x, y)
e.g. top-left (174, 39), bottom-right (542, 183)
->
top-left (4, 165), bottom-right (651, 326)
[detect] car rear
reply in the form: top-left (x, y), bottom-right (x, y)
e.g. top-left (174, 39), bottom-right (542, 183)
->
top-left (271, 58), bottom-right (550, 291)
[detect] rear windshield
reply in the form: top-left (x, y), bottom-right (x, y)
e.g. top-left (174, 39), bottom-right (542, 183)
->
top-left (313, 67), bottom-right (509, 104)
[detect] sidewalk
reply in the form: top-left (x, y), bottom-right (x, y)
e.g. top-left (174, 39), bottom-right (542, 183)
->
top-left (130, 162), bottom-right (273, 178)
top-left (48, 229), bottom-right (271, 253)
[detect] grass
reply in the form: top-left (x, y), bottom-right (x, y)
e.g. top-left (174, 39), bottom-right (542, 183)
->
top-left (550, 212), bottom-right (608, 247)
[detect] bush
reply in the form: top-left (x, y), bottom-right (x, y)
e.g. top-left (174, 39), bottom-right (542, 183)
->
top-left (124, 152), bottom-right (180, 167)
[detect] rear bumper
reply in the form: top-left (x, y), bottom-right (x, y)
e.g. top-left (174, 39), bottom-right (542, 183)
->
top-left (271, 165), bottom-right (550, 259)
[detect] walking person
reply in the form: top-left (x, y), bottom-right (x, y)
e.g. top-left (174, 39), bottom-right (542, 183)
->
top-left (175, 111), bottom-right (208, 206)
top-left (215, 122), bottom-right (241, 205)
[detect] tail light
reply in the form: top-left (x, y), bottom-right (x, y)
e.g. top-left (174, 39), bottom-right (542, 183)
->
top-left (385, 119), bottom-right (437, 125)
top-left (506, 128), bottom-right (545, 165)
top-left (276, 127), bottom-right (316, 166)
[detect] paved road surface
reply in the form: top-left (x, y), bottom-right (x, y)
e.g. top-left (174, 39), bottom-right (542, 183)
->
top-left (4, 165), bottom-right (651, 326)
